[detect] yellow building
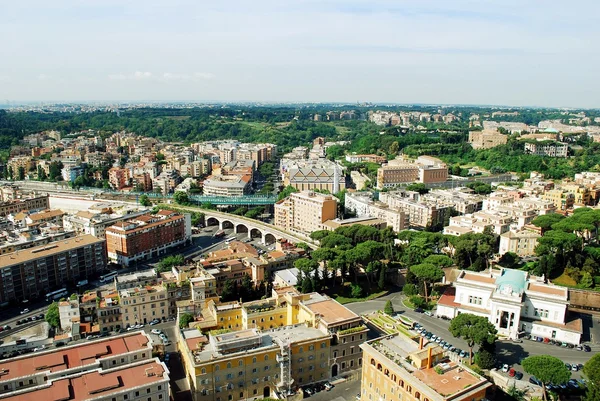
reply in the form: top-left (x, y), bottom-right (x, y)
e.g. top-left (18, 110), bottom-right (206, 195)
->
top-left (561, 183), bottom-right (591, 206)
top-left (180, 290), bottom-right (368, 401)
top-left (274, 190), bottom-right (338, 236)
top-left (360, 334), bottom-right (491, 401)
top-left (540, 189), bottom-right (575, 211)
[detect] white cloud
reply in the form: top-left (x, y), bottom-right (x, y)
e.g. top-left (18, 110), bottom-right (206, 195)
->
top-left (133, 71), bottom-right (153, 80)
top-left (161, 72), bottom-right (215, 81)
top-left (108, 73), bottom-right (127, 81)
top-left (37, 73), bottom-right (49, 80)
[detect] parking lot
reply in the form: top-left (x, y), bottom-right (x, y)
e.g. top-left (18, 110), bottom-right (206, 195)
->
top-left (302, 372), bottom-right (361, 401)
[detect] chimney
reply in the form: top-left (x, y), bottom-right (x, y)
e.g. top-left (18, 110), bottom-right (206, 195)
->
top-left (427, 346), bottom-right (433, 369)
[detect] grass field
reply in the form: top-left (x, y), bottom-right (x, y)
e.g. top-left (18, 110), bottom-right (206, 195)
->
top-left (335, 290), bottom-right (388, 305)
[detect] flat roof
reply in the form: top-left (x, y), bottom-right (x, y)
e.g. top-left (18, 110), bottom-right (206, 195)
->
top-left (0, 234), bottom-right (103, 268)
top-left (412, 362), bottom-right (482, 397)
top-left (527, 282), bottom-right (567, 297)
top-left (304, 298), bottom-right (359, 326)
top-left (2, 360), bottom-right (166, 401)
top-left (0, 332), bottom-right (150, 383)
top-left (461, 272), bottom-right (496, 285)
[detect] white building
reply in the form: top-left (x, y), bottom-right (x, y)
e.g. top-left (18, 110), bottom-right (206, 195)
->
top-left (524, 142), bottom-right (568, 157)
top-left (58, 299), bottom-right (80, 331)
top-left (499, 230), bottom-right (541, 256)
top-left (437, 269), bottom-right (582, 344)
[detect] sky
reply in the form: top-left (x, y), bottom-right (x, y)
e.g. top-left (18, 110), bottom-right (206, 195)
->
top-left (1, 0), bottom-right (599, 108)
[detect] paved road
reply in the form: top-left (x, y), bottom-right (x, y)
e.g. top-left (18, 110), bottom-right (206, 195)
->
top-left (346, 292), bottom-right (595, 382)
top-left (307, 372), bottom-right (361, 401)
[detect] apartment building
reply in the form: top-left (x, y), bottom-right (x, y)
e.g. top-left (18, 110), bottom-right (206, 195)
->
top-left (437, 269), bottom-right (582, 343)
top-left (0, 194), bottom-right (49, 217)
top-left (344, 192), bottom-right (409, 232)
top-left (106, 210), bottom-right (191, 266)
top-left (281, 158), bottom-right (345, 193)
top-left (377, 156), bottom-right (447, 189)
top-left (524, 142), bottom-right (568, 157)
top-left (58, 298), bottom-right (80, 330)
top-left (379, 191), bottom-right (453, 229)
top-left (63, 208), bottom-right (149, 239)
top-left (7, 155), bottom-right (34, 176)
top-left (25, 209), bottom-right (65, 226)
top-left (203, 175), bottom-right (251, 197)
top-left (274, 190), bottom-right (338, 236)
top-left (360, 334), bottom-right (491, 401)
top-left (345, 154), bottom-right (387, 164)
top-left (97, 292), bottom-right (122, 333)
top-left (0, 234), bottom-right (106, 303)
top-left (541, 188), bottom-right (575, 211)
top-left (468, 130), bottom-right (508, 149)
top-left (423, 188), bottom-right (483, 214)
top-left (186, 159), bottom-right (212, 177)
top-left (152, 169), bottom-right (183, 195)
top-left (120, 284), bottom-right (170, 326)
top-left (499, 230), bottom-right (541, 256)
top-left (0, 228), bottom-right (75, 255)
top-left (108, 167), bottom-right (131, 190)
top-left (0, 332), bottom-right (170, 401)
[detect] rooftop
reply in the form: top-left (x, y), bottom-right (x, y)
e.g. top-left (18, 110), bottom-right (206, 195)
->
top-left (0, 332), bottom-right (150, 383)
top-left (2, 360), bottom-right (167, 401)
top-left (303, 296), bottom-right (360, 326)
top-left (0, 234), bottom-right (103, 268)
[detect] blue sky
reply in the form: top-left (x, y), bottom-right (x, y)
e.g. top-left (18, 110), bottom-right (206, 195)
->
top-left (1, 0), bottom-right (598, 107)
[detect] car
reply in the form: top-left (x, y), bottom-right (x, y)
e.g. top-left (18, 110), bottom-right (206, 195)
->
top-left (30, 316), bottom-right (37, 321)
top-left (150, 319), bottom-right (160, 325)
top-left (454, 348), bottom-right (462, 355)
top-left (20, 308), bottom-right (29, 314)
top-left (584, 345), bottom-right (591, 352)
top-left (420, 331), bottom-right (427, 337)
top-left (160, 334), bottom-right (168, 341)
top-left (324, 382), bottom-right (333, 391)
top-left (87, 335), bottom-right (99, 340)
top-left (2, 325), bottom-right (10, 331)
top-left (424, 311), bottom-right (433, 317)
top-left (435, 337), bottom-right (442, 344)
top-left (99, 331), bottom-right (110, 338)
top-left (443, 344), bottom-right (451, 351)
top-left (508, 368), bottom-right (515, 377)
top-left (515, 371), bottom-right (523, 380)
top-left (425, 333), bottom-right (433, 340)
top-left (529, 376), bottom-right (542, 386)
top-left (568, 379), bottom-right (580, 390)
top-left (502, 364), bottom-right (509, 373)
top-left (576, 345), bottom-right (583, 351)
top-left (33, 345), bottom-right (46, 352)
top-left (571, 364), bottom-right (579, 371)
top-left (304, 388), bottom-right (313, 396)
top-left (126, 326), bottom-right (135, 331)
top-left (459, 350), bottom-right (468, 358)
top-left (449, 347), bottom-right (456, 353)
top-left (164, 353), bottom-right (170, 363)
top-left (151, 329), bottom-right (162, 335)
top-left (578, 363), bottom-right (584, 370)
top-left (567, 343), bottom-right (575, 349)
top-left (430, 334), bottom-right (437, 340)
top-left (163, 341), bottom-right (172, 346)
top-left (565, 363), bottom-right (572, 370)
top-left (414, 308), bottom-right (424, 313)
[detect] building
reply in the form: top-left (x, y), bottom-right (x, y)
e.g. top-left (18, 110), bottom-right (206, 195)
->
top-left (281, 159), bottom-right (345, 193)
top-left (120, 284), bottom-right (170, 326)
top-left (468, 130), bottom-right (508, 149)
top-left (499, 230), bottom-right (541, 256)
top-left (203, 175), bottom-right (251, 197)
top-left (0, 227), bottom-right (75, 255)
top-left (58, 298), bottom-right (80, 330)
top-left (377, 156), bottom-right (447, 189)
top-left (274, 190), bottom-right (338, 236)
top-left (179, 291), bottom-right (368, 401)
top-left (360, 334), bottom-right (491, 401)
top-left (153, 169), bottom-right (183, 195)
top-left (379, 191), bottom-right (453, 229)
top-left (108, 167), bottom-right (131, 190)
top-left (541, 188), bottom-right (575, 211)
top-left (0, 194), bottom-right (49, 217)
top-left (437, 269), bottom-right (582, 343)
top-left (106, 210), bottom-right (191, 266)
top-left (345, 154), bottom-right (387, 164)
top-left (0, 332), bottom-right (170, 401)
top-left (25, 209), bottom-right (65, 226)
top-left (63, 208), bottom-right (149, 239)
top-left (524, 142), bottom-right (568, 157)
top-left (344, 192), bottom-right (409, 232)
top-left (322, 217), bottom-right (386, 231)
top-left (0, 234), bottom-right (106, 303)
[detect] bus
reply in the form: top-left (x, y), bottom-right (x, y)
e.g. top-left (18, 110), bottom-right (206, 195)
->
top-left (224, 236), bottom-right (236, 244)
top-left (46, 288), bottom-right (68, 302)
top-left (100, 271), bottom-right (118, 283)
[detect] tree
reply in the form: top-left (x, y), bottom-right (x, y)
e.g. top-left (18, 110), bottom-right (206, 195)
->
top-left (389, 141), bottom-right (399, 155)
top-left (583, 354), bottom-right (600, 401)
top-left (580, 272), bottom-right (594, 289)
top-left (350, 283), bottom-right (363, 298)
top-left (384, 300), bottom-right (394, 315)
top-left (179, 312), bottom-right (194, 329)
top-left (498, 252), bottom-right (521, 269)
top-left (409, 263), bottom-right (444, 302)
top-left (532, 214), bottom-right (566, 231)
top-left (278, 185), bottom-right (299, 201)
top-left (240, 274), bottom-right (255, 301)
top-left (221, 279), bottom-right (237, 302)
top-left (403, 283), bottom-right (418, 296)
top-left (406, 183), bottom-right (429, 195)
top-left (506, 385), bottom-right (527, 401)
top-left (37, 165), bottom-right (46, 181)
top-left (139, 194), bottom-right (152, 207)
top-left (475, 342), bottom-right (497, 369)
top-left (45, 302), bottom-right (60, 328)
top-left (173, 191), bottom-right (190, 205)
top-left (449, 313), bottom-right (497, 364)
top-left (17, 166), bottom-right (25, 180)
top-left (522, 355), bottom-right (571, 401)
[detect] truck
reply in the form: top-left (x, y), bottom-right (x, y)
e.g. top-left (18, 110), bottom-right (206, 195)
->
top-left (214, 230), bottom-right (225, 238)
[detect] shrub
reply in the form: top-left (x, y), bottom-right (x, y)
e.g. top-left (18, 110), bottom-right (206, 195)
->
top-left (403, 283), bottom-right (418, 296)
top-left (351, 284), bottom-right (363, 298)
top-left (410, 295), bottom-right (425, 308)
top-left (384, 300), bottom-right (394, 316)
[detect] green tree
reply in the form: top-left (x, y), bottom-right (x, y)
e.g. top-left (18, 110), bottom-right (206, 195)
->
top-left (583, 354), bottom-right (600, 401)
top-left (221, 279), bottom-right (237, 302)
top-left (449, 313), bottom-right (497, 364)
top-left (179, 312), bottom-right (194, 329)
top-left (403, 283), bottom-right (418, 296)
top-left (173, 191), bottom-right (190, 205)
top-left (277, 185), bottom-right (299, 201)
top-left (475, 344), bottom-right (497, 369)
top-left (522, 355), bottom-right (571, 401)
top-left (157, 254), bottom-right (185, 272)
top-left (350, 283), bottom-right (363, 298)
top-left (506, 385), bottom-right (527, 401)
top-left (532, 214), bottom-right (566, 231)
top-left (498, 252), bottom-right (521, 269)
top-left (409, 263), bottom-right (444, 302)
top-left (37, 165), bottom-right (46, 181)
top-left (17, 166), bottom-right (25, 180)
top-left (240, 274), bottom-right (255, 301)
top-left (389, 141), bottom-right (399, 155)
top-left (406, 183), bottom-right (429, 195)
top-left (139, 194), bottom-right (152, 207)
top-left (45, 302), bottom-right (60, 328)
top-left (384, 300), bottom-right (394, 315)
top-left (580, 272), bottom-right (594, 289)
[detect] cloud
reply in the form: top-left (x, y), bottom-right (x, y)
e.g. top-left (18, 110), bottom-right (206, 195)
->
top-left (108, 71), bottom-right (153, 81)
top-left (37, 74), bottom-right (50, 80)
top-left (108, 71), bottom-right (214, 82)
top-left (162, 72), bottom-right (215, 81)
top-left (133, 71), bottom-right (153, 80)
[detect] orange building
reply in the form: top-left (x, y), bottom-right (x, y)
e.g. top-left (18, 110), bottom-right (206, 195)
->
top-left (106, 210), bottom-right (191, 266)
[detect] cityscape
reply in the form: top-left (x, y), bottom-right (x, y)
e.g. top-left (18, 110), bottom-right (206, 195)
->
top-left (2, 1), bottom-right (600, 401)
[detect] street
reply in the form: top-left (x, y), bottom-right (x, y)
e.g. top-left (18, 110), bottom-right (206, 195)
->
top-left (305, 372), bottom-right (361, 401)
top-left (346, 293), bottom-right (596, 384)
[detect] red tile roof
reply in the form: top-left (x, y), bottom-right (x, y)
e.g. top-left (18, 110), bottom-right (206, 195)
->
top-left (438, 287), bottom-right (460, 308)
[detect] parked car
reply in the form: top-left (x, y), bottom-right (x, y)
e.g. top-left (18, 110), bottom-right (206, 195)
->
top-left (87, 335), bottom-right (99, 340)
top-left (33, 345), bottom-right (46, 352)
top-left (151, 329), bottom-right (162, 335)
top-left (508, 368), bottom-right (515, 377)
top-left (164, 353), bottom-right (170, 363)
top-left (565, 363), bottom-right (572, 370)
top-left (414, 308), bottom-right (424, 313)
top-left (149, 319), bottom-right (160, 325)
top-left (459, 350), bottom-right (468, 358)
top-left (584, 345), bottom-right (591, 352)
top-left (529, 376), bottom-right (542, 386)
top-left (2, 325), bottom-right (10, 331)
top-left (424, 311), bottom-right (433, 317)
top-left (571, 364), bottom-right (579, 372)
top-left (515, 371), bottom-right (523, 380)
top-left (20, 308), bottom-right (29, 315)
top-left (502, 364), bottom-right (510, 373)
top-left (324, 382), bottom-right (333, 391)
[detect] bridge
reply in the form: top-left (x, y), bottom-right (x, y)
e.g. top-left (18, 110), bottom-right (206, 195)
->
top-left (163, 204), bottom-right (317, 248)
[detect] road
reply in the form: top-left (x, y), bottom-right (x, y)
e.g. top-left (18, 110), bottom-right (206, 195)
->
top-left (346, 292), bottom-right (595, 383)
top-left (306, 372), bottom-right (361, 401)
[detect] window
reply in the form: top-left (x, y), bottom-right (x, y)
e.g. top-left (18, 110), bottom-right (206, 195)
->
top-left (135, 392), bottom-right (140, 397)
top-left (216, 365), bottom-right (220, 371)
top-left (147, 388), bottom-right (151, 393)
top-left (158, 385), bottom-right (162, 390)
top-left (238, 360), bottom-right (243, 366)
top-left (252, 357), bottom-right (257, 363)
top-left (159, 395), bottom-right (163, 400)
top-left (309, 345), bottom-right (314, 351)
top-left (227, 362), bottom-right (232, 369)
top-left (201, 368), bottom-right (206, 374)
top-left (299, 347), bottom-right (304, 353)
top-left (264, 355), bottom-right (269, 361)
top-left (252, 368), bottom-right (257, 373)
top-left (321, 342), bottom-right (326, 348)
